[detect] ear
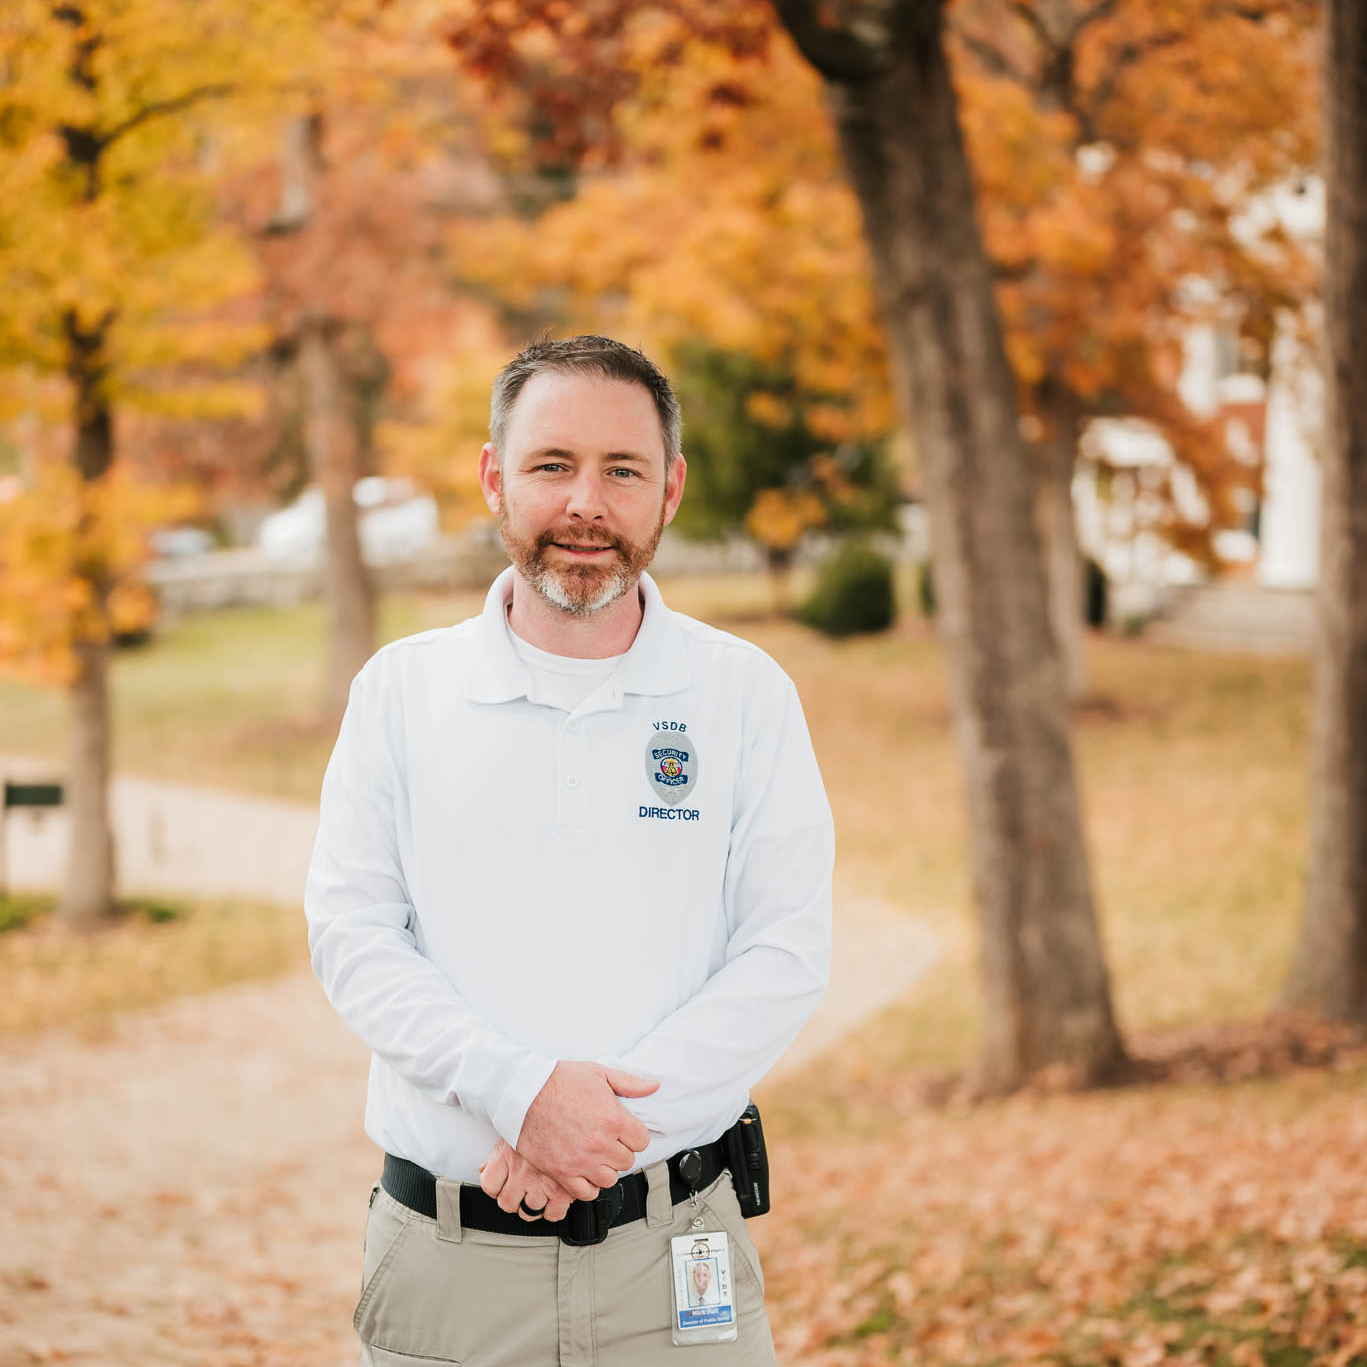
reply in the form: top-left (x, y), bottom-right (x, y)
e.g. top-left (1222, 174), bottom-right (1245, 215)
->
top-left (661, 453), bottom-right (687, 528)
top-left (478, 443), bottom-right (502, 515)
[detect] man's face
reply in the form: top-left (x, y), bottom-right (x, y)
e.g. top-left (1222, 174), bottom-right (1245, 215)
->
top-left (692, 1261), bottom-right (711, 1297)
top-left (479, 371), bottom-right (686, 617)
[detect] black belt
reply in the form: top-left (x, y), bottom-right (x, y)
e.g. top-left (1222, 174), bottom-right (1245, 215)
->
top-left (381, 1140), bottom-right (728, 1247)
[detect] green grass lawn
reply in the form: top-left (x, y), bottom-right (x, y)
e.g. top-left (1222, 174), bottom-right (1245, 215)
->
top-left (1, 592), bottom-right (463, 801)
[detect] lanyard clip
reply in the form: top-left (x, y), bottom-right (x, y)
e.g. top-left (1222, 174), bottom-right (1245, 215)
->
top-left (677, 1148), bottom-right (704, 1194)
top-left (677, 1148), bottom-right (704, 1224)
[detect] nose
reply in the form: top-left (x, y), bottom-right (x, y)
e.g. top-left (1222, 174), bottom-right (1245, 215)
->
top-left (563, 467), bottom-right (607, 522)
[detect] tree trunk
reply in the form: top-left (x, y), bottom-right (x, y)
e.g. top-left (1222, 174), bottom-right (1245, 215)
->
top-left (778, 0), bottom-right (1125, 1089)
top-left (1283, 0), bottom-right (1367, 1020)
top-left (63, 633), bottom-right (117, 927)
top-left (765, 545), bottom-right (794, 617)
top-left (59, 315), bottom-right (118, 927)
top-left (268, 115), bottom-right (377, 725)
top-left (298, 317), bottom-right (376, 725)
top-left (1034, 391), bottom-right (1089, 703)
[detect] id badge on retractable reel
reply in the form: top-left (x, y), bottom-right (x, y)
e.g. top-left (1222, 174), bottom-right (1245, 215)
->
top-left (670, 1231), bottom-right (738, 1346)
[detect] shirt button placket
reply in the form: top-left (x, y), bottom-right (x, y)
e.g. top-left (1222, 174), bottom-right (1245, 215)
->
top-left (556, 715), bottom-right (589, 832)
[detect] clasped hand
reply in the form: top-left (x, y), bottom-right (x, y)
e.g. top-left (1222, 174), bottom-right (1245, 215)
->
top-left (478, 1061), bottom-right (657, 1222)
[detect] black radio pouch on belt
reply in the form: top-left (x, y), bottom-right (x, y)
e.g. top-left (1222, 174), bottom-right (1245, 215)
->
top-left (723, 1101), bottom-right (770, 1217)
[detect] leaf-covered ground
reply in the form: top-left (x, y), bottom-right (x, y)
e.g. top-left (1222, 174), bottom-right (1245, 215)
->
top-left (757, 1051), bottom-right (1367, 1367)
top-left (2, 964), bottom-right (1362, 1367)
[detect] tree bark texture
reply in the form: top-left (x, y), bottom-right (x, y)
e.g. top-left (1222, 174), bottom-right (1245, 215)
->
top-left (298, 317), bottom-right (376, 726)
top-left (270, 115), bottom-right (377, 726)
top-left (52, 8), bottom-right (119, 926)
top-left (778, 0), bottom-right (1124, 1088)
top-left (1284, 0), bottom-right (1367, 1019)
top-left (1034, 391), bottom-right (1089, 702)
top-left (60, 316), bottom-right (118, 927)
top-left (62, 633), bottom-right (117, 927)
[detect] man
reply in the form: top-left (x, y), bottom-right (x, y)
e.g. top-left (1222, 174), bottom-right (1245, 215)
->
top-left (689, 1258), bottom-right (716, 1307)
top-left (305, 335), bottom-right (833, 1366)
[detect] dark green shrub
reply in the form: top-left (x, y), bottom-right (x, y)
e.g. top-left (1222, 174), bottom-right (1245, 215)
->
top-left (917, 559), bottom-right (936, 619)
top-left (0, 892), bottom-right (51, 934)
top-left (120, 896), bottom-right (188, 924)
top-left (1085, 557), bottom-right (1108, 628)
top-left (799, 542), bottom-right (896, 637)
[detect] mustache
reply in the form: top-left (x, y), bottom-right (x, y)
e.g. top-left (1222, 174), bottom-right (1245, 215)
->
top-left (536, 529), bottom-right (622, 551)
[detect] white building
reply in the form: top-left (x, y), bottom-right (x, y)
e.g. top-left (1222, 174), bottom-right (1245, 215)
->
top-left (1073, 177), bottom-right (1324, 627)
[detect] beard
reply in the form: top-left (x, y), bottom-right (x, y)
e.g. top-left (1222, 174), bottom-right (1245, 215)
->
top-left (497, 501), bottom-right (666, 617)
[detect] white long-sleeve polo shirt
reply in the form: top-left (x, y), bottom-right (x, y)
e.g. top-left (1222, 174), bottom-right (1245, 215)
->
top-left (304, 566), bottom-right (834, 1182)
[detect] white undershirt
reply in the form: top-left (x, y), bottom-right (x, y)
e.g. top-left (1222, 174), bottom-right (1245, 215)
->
top-left (507, 622), bottom-right (626, 713)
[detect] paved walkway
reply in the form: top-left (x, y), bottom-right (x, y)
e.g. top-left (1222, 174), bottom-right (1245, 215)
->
top-left (0, 761), bottom-right (939, 1366)
top-left (0, 756), bottom-right (322, 907)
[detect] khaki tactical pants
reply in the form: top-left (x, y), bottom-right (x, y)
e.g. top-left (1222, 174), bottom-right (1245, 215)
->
top-left (355, 1164), bottom-right (777, 1366)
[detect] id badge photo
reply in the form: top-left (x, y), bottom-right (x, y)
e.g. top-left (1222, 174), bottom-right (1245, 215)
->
top-left (670, 1231), bottom-right (739, 1345)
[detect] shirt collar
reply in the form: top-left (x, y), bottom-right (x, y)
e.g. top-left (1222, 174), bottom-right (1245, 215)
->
top-left (462, 565), bottom-right (691, 706)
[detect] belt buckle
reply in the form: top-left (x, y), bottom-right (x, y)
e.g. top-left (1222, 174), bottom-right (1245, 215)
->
top-left (560, 1181), bottom-right (624, 1247)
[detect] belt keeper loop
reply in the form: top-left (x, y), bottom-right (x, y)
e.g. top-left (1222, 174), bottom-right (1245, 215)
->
top-left (644, 1161), bottom-right (673, 1229)
top-left (435, 1178), bottom-right (464, 1243)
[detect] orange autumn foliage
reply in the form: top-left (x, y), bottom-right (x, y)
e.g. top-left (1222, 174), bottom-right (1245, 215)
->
top-left (223, 7), bottom-right (517, 534)
top-left (442, 0), bottom-right (1319, 558)
top-left (0, 459), bottom-right (198, 686)
top-left (452, 17), bottom-right (893, 449)
top-left (954, 0), bottom-right (1319, 551)
top-left (745, 486), bottom-right (827, 554)
top-left (0, 0), bottom-right (319, 687)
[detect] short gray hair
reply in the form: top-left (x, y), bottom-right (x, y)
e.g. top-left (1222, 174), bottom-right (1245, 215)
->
top-left (489, 334), bottom-right (682, 469)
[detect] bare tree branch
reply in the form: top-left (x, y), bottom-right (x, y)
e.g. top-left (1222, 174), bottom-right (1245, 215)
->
top-left (1082, 29), bottom-right (1183, 128)
top-left (993, 258), bottom-right (1037, 282)
top-left (1081, 0), bottom-right (1287, 127)
top-left (771, 0), bottom-right (886, 82)
top-left (1068, 0), bottom-right (1124, 41)
top-left (1008, 0), bottom-right (1056, 48)
top-left (957, 30), bottom-right (1030, 83)
top-left (100, 83), bottom-right (234, 150)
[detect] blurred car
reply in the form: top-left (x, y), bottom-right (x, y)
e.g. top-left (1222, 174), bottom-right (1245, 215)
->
top-left (257, 476), bottom-right (440, 564)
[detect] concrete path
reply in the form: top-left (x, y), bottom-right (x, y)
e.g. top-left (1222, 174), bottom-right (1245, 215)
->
top-left (1, 756), bottom-right (321, 907)
top-left (0, 760), bottom-right (939, 1366)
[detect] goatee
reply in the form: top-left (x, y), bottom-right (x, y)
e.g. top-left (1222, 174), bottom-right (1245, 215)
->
top-left (497, 504), bottom-right (666, 617)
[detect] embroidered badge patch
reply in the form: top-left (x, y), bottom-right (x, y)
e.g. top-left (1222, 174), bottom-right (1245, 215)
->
top-left (643, 729), bottom-right (700, 807)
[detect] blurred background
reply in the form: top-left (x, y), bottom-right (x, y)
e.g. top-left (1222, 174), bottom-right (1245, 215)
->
top-left (2, 1), bottom-right (1364, 1365)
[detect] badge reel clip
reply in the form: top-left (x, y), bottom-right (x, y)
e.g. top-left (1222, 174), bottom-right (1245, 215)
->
top-left (678, 1148), bottom-right (705, 1229)
top-left (669, 1148), bottom-right (738, 1345)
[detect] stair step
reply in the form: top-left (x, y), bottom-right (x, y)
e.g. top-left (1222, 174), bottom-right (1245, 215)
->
top-left (1145, 584), bottom-right (1314, 654)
